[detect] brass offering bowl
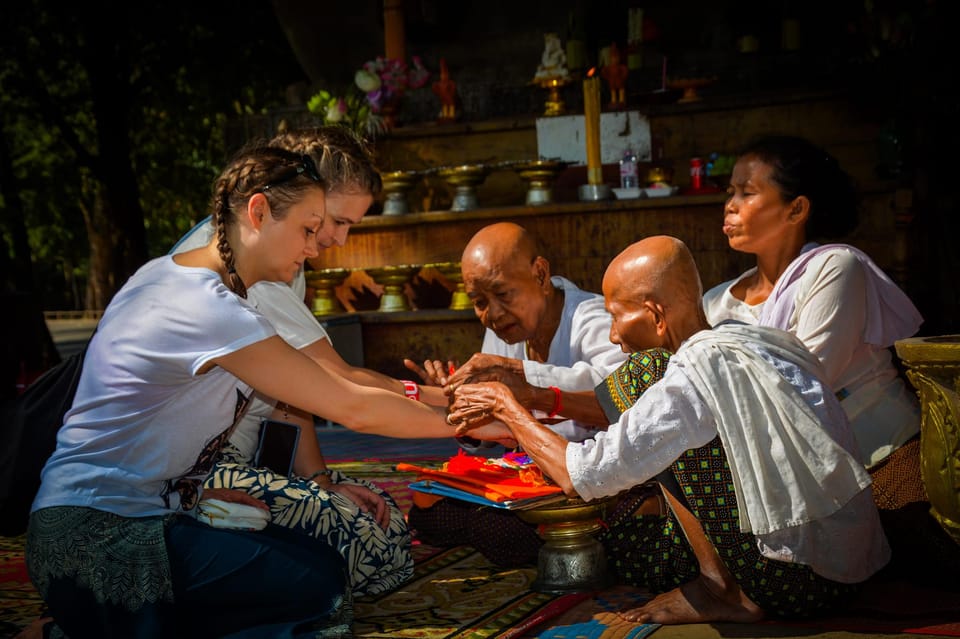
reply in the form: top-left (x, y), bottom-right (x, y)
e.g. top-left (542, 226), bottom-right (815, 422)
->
top-left (380, 170), bottom-right (421, 216)
top-left (513, 159), bottom-right (569, 206)
top-left (365, 264), bottom-right (421, 312)
top-left (518, 495), bottom-right (612, 593)
top-left (437, 164), bottom-right (491, 212)
top-left (304, 267), bottom-right (350, 317)
top-left (425, 261), bottom-right (471, 311)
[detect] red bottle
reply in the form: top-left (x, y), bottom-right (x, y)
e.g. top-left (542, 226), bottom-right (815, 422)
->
top-left (690, 157), bottom-right (704, 191)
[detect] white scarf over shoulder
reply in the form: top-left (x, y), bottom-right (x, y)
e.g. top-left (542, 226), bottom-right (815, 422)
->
top-left (758, 242), bottom-right (922, 346)
top-left (678, 324), bottom-right (872, 537)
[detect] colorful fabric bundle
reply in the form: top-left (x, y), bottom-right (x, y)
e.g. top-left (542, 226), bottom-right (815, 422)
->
top-left (397, 450), bottom-right (563, 504)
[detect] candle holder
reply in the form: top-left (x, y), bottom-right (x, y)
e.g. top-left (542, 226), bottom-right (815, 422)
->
top-left (438, 164), bottom-right (491, 211)
top-left (513, 159), bottom-right (569, 206)
top-left (532, 76), bottom-right (572, 117)
top-left (380, 170), bottom-right (421, 216)
top-left (427, 261), bottom-right (472, 310)
top-left (365, 264), bottom-right (421, 312)
top-left (304, 267), bottom-right (350, 317)
top-left (578, 183), bottom-right (612, 201)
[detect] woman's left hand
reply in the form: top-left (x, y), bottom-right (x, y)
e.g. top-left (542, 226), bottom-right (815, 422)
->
top-left (328, 483), bottom-right (391, 530)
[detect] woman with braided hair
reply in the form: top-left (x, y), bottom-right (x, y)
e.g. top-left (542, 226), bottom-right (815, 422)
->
top-left (26, 142), bottom-right (484, 638)
top-left (172, 126), bottom-right (444, 599)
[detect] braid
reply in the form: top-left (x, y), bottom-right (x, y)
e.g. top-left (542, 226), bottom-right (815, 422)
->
top-left (209, 142), bottom-right (322, 298)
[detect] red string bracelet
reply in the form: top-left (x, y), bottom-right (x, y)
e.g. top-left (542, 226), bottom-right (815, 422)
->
top-left (547, 386), bottom-right (562, 418)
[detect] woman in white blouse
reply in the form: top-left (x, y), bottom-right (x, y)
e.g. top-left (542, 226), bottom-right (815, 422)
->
top-left (701, 135), bottom-right (950, 581)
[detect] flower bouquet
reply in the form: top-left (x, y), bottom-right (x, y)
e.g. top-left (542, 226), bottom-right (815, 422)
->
top-left (307, 56), bottom-right (430, 137)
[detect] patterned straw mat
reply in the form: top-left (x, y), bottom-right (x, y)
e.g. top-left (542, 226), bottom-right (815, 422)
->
top-left (0, 456), bottom-right (587, 639)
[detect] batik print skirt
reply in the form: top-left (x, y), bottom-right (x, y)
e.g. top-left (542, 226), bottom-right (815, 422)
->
top-left (206, 443), bottom-right (414, 596)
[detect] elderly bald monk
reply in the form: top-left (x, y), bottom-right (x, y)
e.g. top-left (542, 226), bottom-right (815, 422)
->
top-left (403, 222), bottom-right (626, 566)
top-left (406, 221), bottom-right (626, 442)
top-left (449, 235), bottom-right (890, 625)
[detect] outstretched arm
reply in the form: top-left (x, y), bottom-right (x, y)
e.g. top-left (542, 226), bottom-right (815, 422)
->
top-left (306, 339), bottom-right (447, 406)
top-left (216, 336), bottom-right (507, 442)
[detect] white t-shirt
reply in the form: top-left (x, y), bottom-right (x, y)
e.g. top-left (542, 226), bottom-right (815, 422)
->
top-left (703, 249), bottom-right (920, 467)
top-left (481, 276), bottom-right (628, 441)
top-left (170, 218), bottom-right (329, 459)
top-left (172, 216), bottom-right (308, 302)
top-left (33, 256), bottom-right (276, 516)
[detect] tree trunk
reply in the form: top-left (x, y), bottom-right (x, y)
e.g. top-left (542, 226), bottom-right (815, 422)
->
top-left (0, 132), bottom-right (36, 293)
top-left (79, 10), bottom-right (149, 309)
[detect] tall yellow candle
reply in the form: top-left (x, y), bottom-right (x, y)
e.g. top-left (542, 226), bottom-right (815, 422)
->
top-left (583, 74), bottom-right (602, 185)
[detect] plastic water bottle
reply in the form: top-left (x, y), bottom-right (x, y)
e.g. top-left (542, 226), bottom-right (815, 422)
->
top-left (619, 149), bottom-right (638, 189)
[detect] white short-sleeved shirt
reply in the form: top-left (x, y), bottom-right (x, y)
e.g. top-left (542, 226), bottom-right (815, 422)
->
top-left (172, 216), bottom-right (308, 302)
top-left (171, 219), bottom-right (330, 459)
top-left (33, 256), bottom-right (277, 516)
top-left (481, 276), bottom-right (628, 441)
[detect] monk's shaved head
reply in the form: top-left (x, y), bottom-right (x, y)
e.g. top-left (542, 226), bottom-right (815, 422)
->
top-left (459, 222), bottom-right (556, 346)
top-left (604, 235), bottom-right (702, 310)
top-left (602, 236), bottom-right (708, 352)
top-left (461, 222), bottom-right (540, 273)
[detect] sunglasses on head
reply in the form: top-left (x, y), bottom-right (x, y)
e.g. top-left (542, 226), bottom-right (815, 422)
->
top-left (260, 155), bottom-right (322, 192)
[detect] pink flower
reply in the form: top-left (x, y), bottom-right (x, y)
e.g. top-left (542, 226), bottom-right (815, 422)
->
top-left (361, 55), bottom-right (430, 103)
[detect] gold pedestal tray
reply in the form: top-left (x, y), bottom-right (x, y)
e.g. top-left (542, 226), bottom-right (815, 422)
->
top-left (427, 261), bottom-right (471, 310)
top-left (381, 170), bottom-right (421, 216)
top-left (305, 267), bottom-right (350, 317)
top-left (666, 77), bottom-right (716, 104)
top-left (518, 495), bottom-right (611, 594)
top-left (513, 159), bottom-right (569, 206)
top-left (438, 165), bottom-right (491, 212)
top-left (365, 264), bottom-right (421, 312)
top-left (894, 335), bottom-right (960, 546)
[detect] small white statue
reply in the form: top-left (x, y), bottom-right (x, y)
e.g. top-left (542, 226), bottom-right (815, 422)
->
top-left (534, 32), bottom-right (570, 81)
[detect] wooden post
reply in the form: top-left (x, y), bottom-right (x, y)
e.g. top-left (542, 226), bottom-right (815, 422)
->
top-left (384, 0), bottom-right (406, 62)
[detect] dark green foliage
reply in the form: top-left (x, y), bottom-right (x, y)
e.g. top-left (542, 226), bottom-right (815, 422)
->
top-left (0, 1), bottom-right (305, 309)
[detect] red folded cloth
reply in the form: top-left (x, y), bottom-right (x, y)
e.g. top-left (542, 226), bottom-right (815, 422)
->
top-left (397, 450), bottom-right (562, 503)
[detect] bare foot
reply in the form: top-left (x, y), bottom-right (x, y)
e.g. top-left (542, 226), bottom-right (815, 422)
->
top-left (617, 576), bottom-right (765, 624)
top-left (13, 616), bottom-right (53, 639)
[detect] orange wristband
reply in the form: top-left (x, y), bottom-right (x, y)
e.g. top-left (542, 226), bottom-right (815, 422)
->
top-left (547, 386), bottom-right (562, 418)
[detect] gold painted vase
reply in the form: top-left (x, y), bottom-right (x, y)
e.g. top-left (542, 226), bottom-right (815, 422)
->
top-left (895, 335), bottom-right (960, 546)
